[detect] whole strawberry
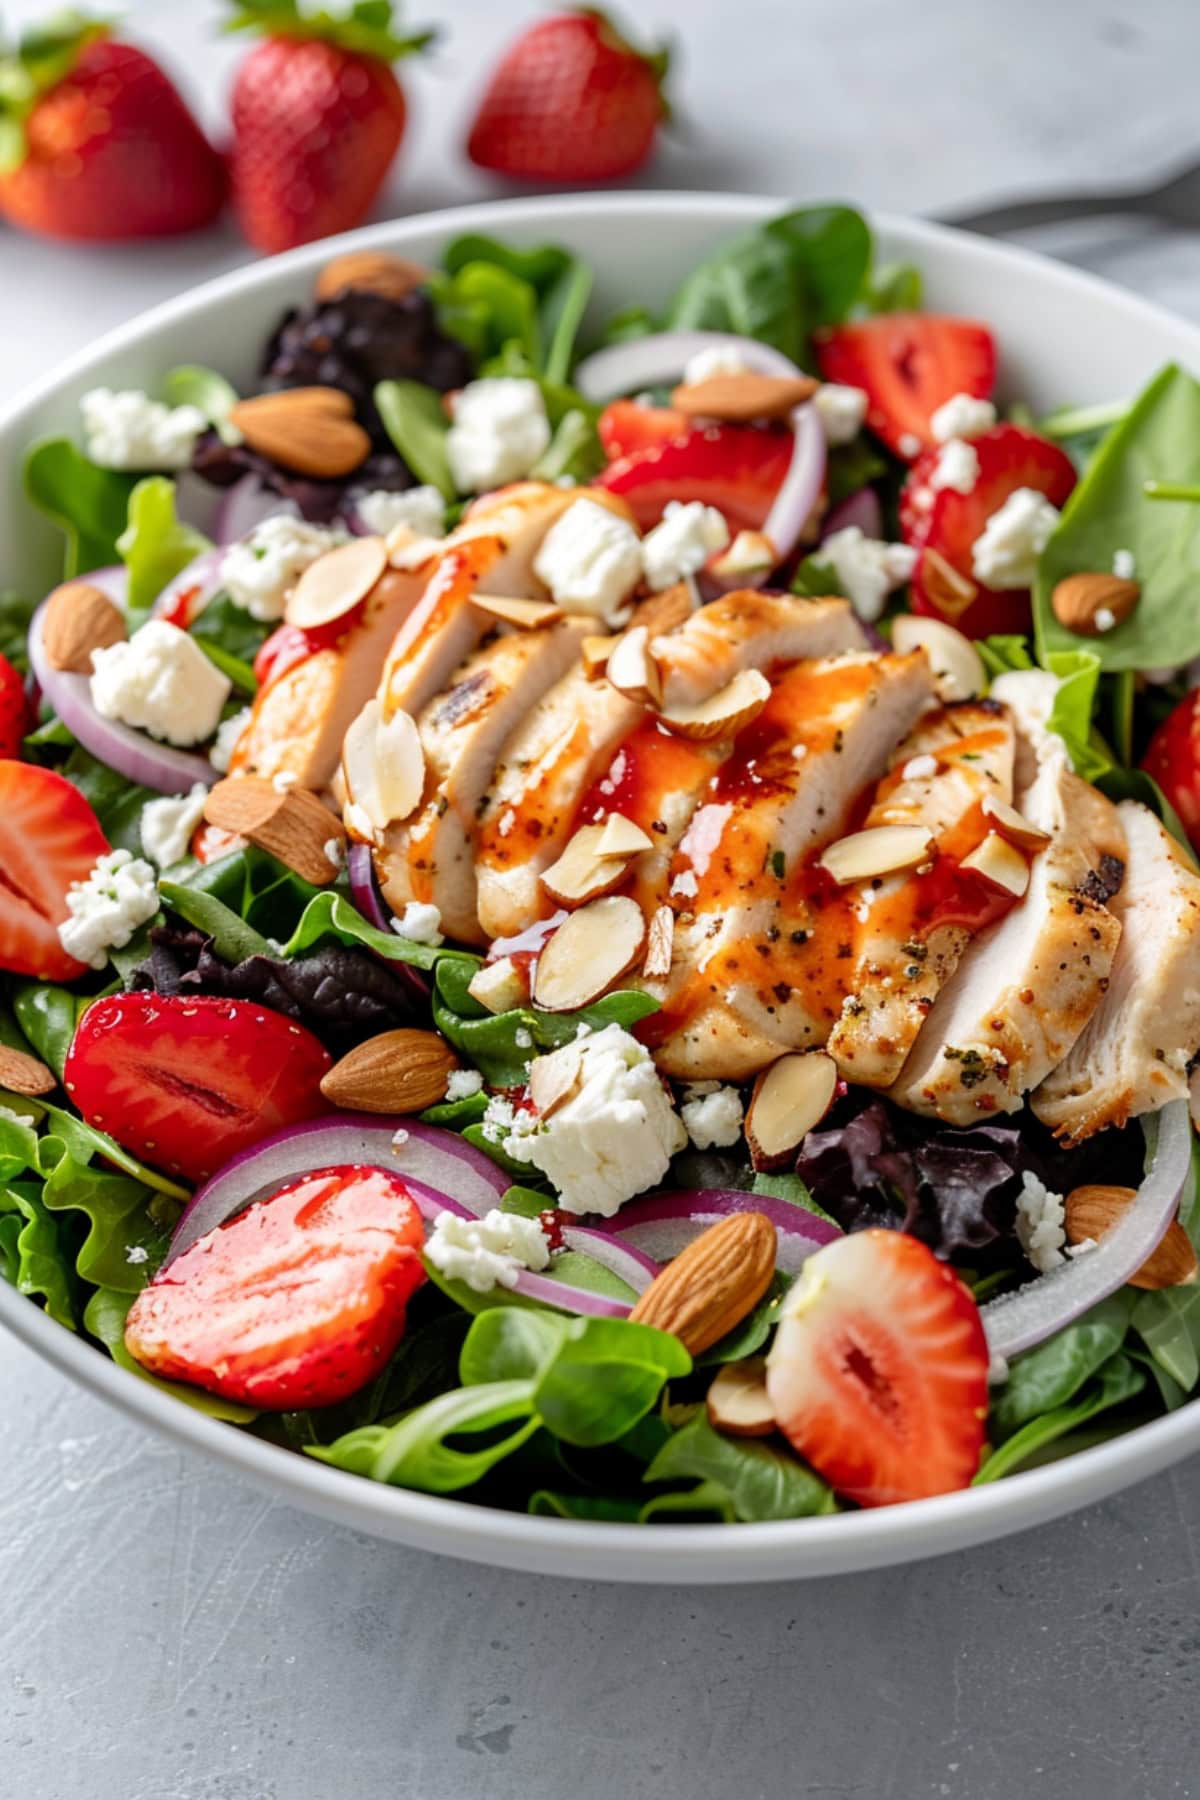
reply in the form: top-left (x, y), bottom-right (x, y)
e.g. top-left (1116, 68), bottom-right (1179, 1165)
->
top-left (0, 12), bottom-right (226, 240)
top-left (226, 0), bottom-right (433, 255)
top-left (467, 8), bottom-right (670, 184)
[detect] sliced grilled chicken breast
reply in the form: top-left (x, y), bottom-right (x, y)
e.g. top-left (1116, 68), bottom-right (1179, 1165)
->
top-left (888, 670), bottom-right (1126, 1123)
top-left (652, 593), bottom-right (865, 709)
top-left (376, 616), bottom-right (593, 944)
top-left (1034, 801), bottom-right (1200, 1140)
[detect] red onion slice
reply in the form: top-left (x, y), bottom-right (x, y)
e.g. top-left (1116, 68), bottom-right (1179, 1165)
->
top-left (982, 1100), bottom-right (1192, 1361)
top-left (761, 401), bottom-right (827, 570)
top-left (820, 485), bottom-right (883, 542)
top-left (559, 1224), bottom-right (659, 1294)
top-left (28, 600), bottom-right (220, 795)
top-left (78, 564), bottom-right (129, 606)
top-left (152, 547), bottom-right (228, 625)
top-left (574, 330), bottom-right (805, 404)
top-left (213, 475), bottom-right (295, 547)
top-left (347, 842), bottom-right (392, 932)
top-left (602, 1187), bottom-right (838, 1276)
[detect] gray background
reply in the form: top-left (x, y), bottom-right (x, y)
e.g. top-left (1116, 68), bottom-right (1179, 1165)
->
top-left (3, 0), bottom-right (1200, 1794)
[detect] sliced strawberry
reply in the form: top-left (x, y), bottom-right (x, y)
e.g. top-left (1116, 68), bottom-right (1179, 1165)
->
top-left (907, 424), bottom-right (1077, 640)
top-left (766, 1229), bottom-right (988, 1506)
top-left (598, 399), bottom-right (690, 462)
top-left (1142, 691), bottom-right (1200, 853)
top-left (814, 314), bottom-right (996, 460)
top-left (0, 762), bottom-right (109, 980)
top-left (64, 993), bottom-right (332, 1183)
top-left (0, 654), bottom-right (30, 759)
top-left (124, 1164), bottom-right (426, 1409)
top-left (594, 424), bottom-right (793, 532)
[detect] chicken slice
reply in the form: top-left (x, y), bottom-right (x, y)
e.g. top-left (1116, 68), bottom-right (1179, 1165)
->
top-left (825, 701), bottom-right (1016, 1088)
top-left (375, 616), bottom-right (593, 944)
top-left (652, 592), bottom-right (865, 709)
top-left (887, 670), bottom-right (1126, 1124)
top-left (649, 649), bottom-right (936, 1079)
top-left (1033, 801), bottom-right (1200, 1140)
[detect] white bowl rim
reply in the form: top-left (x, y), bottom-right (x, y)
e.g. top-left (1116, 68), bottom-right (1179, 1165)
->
top-left (3, 188), bottom-right (1198, 1583)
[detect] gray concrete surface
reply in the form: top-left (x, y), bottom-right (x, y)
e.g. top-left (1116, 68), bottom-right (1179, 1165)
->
top-left (4, 1), bottom-right (1200, 1794)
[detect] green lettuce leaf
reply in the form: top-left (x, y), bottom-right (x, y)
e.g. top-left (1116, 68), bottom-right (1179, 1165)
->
top-left (118, 477), bottom-right (213, 626)
top-left (643, 1411), bottom-right (834, 1520)
top-left (24, 437), bottom-right (136, 577)
top-left (374, 380), bottom-right (456, 499)
top-left (989, 1290), bottom-right (1135, 1440)
top-left (162, 364), bottom-right (241, 443)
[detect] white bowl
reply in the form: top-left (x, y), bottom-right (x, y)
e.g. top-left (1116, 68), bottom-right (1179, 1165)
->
top-left (3, 193), bottom-right (1198, 1583)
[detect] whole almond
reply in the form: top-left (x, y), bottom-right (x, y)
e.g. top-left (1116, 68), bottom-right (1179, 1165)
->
top-left (203, 776), bottom-right (345, 885)
top-left (671, 371), bottom-right (819, 423)
top-left (315, 249), bottom-right (430, 305)
top-left (41, 580), bottom-right (125, 672)
top-left (1065, 1184), bottom-right (1198, 1289)
top-left (0, 1044), bottom-right (56, 1097)
top-left (320, 1028), bottom-right (461, 1114)
top-left (228, 388), bottom-right (370, 478)
top-left (1051, 572), bottom-right (1140, 637)
top-left (629, 1212), bottom-right (777, 1354)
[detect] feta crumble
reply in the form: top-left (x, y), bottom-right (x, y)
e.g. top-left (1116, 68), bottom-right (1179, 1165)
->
top-left (58, 850), bottom-right (159, 971)
top-left (125, 1245), bottom-right (149, 1266)
top-left (1113, 547), bottom-right (1136, 580)
top-left (1094, 607), bottom-right (1117, 633)
top-left (445, 1068), bottom-right (484, 1102)
top-left (446, 378), bottom-right (550, 493)
top-left (683, 345), bottom-right (751, 385)
top-left (425, 1208), bottom-right (550, 1294)
top-left (898, 431), bottom-right (923, 459)
top-left (221, 515), bottom-right (343, 622)
top-left (533, 497), bottom-right (643, 625)
top-left (971, 488), bottom-right (1060, 590)
top-left (81, 386), bottom-right (206, 472)
top-left (504, 1023), bottom-right (688, 1215)
top-left (814, 383), bottom-right (868, 446)
top-left (929, 438), bottom-right (980, 496)
top-left (139, 784), bottom-right (209, 870)
top-left (817, 526), bottom-right (917, 621)
top-left (90, 619), bottom-right (231, 747)
top-left (354, 485), bottom-right (446, 539)
top-left (680, 1083), bottom-right (744, 1150)
top-left (641, 500), bottom-right (729, 592)
top-left (930, 392), bottom-right (997, 444)
top-left (1015, 1171), bottom-right (1067, 1274)
top-left (391, 901), bottom-right (444, 946)
top-left (210, 706), bottom-right (251, 774)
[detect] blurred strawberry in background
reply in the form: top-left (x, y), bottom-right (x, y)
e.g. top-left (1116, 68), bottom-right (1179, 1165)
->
top-left (225, 0), bottom-right (433, 253)
top-left (0, 9), bottom-right (226, 239)
top-left (467, 8), bottom-right (670, 183)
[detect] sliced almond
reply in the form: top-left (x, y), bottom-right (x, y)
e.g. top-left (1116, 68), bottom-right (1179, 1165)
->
top-left (707, 1356), bottom-right (776, 1437)
top-left (981, 793), bottom-right (1052, 852)
top-left (387, 529), bottom-right (442, 572)
top-left (711, 529), bottom-right (776, 582)
top-left (285, 536), bottom-right (387, 629)
top-left (541, 825), bottom-right (632, 907)
top-left (581, 635), bottom-right (613, 680)
top-left (960, 831), bottom-right (1030, 897)
top-left (890, 612), bottom-right (983, 703)
top-left (315, 249), bottom-right (430, 304)
top-left (320, 1027), bottom-right (460, 1114)
top-left (671, 371), bottom-right (819, 424)
top-left (606, 625), bottom-right (662, 706)
top-left (642, 904), bottom-right (674, 979)
top-left (470, 593), bottom-right (564, 630)
top-left (657, 667), bottom-right (771, 742)
top-left (0, 1044), bottom-right (56, 1097)
top-left (228, 387), bottom-right (370, 479)
top-left (204, 776), bottom-right (345, 885)
top-left (595, 813), bottom-right (654, 858)
top-left (41, 580), bottom-right (125, 672)
top-left (527, 1042), bottom-right (584, 1118)
top-left (629, 1213), bottom-right (777, 1354)
top-left (532, 895), bottom-right (646, 1011)
top-left (633, 580), bottom-right (695, 638)
top-left (467, 956), bottom-right (529, 1015)
top-left (341, 698), bottom-right (425, 837)
top-left (1065, 1184), bottom-right (1198, 1290)
top-left (1051, 572), bottom-right (1140, 637)
top-left (917, 546), bottom-right (979, 622)
top-left (819, 824), bottom-right (934, 886)
top-left (745, 1051), bottom-right (838, 1169)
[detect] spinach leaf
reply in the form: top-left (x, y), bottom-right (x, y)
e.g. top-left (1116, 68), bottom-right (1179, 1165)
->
top-left (84, 1287), bottom-right (257, 1421)
top-left (640, 1479), bottom-right (740, 1523)
top-left (0, 591), bottom-right (36, 674)
top-left (158, 879), bottom-right (272, 964)
top-left (978, 634), bottom-right (1035, 679)
top-left (698, 1273), bottom-right (790, 1364)
top-left (1096, 765), bottom-right (1196, 861)
top-left (10, 981), bottom-right (78, 1078)
top-left (975, 1353), bottom-right (1145, 1484)
top-left (59, 745), bottom-right (159, 854)
top-left (24, 437), bottom-right (136, 577)
top-left (644, 1411), bottom-right (834, 1520)
top-left (439, 234), bottom-right (594, 382)
top-left (283, 888), bottom-right (449, 971)
top-left (178, 845), bottom-right (328, 946)
top-left (459, 1305), bottom-right (566, 1383)
top-left (38, 1099), bottom-right (189, 1201)
top-left (531, 408), bottom-right (605, 484)
top-left (529, 1491), bottom-right (643, 1522)
top-left (118, 477), bottom-right (213, 627)
top-left (374, 380), bottom-right (456, 499)
top-left (311, 1380), bottom-right (539, 1491)
top-left (1132, 1282), bottom-right (1200, 1391)
top-left (864, 261), bottom-right (923, 313)
top-left (188, 595), bottom-right (269, 692)
top-left (532, 1316), bottom-right (690, 1447)
top-left (990, 1290), bottom-right (1135, 1440)
top-left (1044, 649), bottom-right (1112, 781)
top-left (162, 364), bottom-right (241, 443)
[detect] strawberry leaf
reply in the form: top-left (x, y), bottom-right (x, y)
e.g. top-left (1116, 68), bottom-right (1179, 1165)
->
top-left (0, 9), bottom-right (111, 172)
top-left (223, 0), bottom-right (435, 61)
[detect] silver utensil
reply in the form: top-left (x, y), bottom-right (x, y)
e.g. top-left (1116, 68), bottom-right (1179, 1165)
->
top-left (938, 156), bottom-right (1200, 235)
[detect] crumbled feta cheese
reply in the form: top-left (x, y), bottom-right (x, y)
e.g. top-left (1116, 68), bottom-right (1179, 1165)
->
top-left (1093, 607), bottom-right (1117, 633)
top-left (425, 1208), bottom-right (551, 1294)
top-left (901, 753), bottom-right (939, 781)
top-left (209, 706), bottom-right (251, 773)
top-left (988, 1352), bottom-right (1010, 1387)
top-left (125, 1245), bottom-right (149, 1266)
top-left (514, 1027), bottom-right (533, 1049)
top-left (971, 488), bottom-right (1060, 590)
top-left (446, 378), bottom-right (550, 493)
top-left (90, 620), bottom-right (231, 747)
top-left (139, 783), bottom-right (209, 869)
top-left (58, 850), bottom-right (158, 970)
top-left (533, 497), bottom-right (643, 625)
top-left (898, 432), bottom-right (923, 459)
top-left (503, 1023), bottom-right (687, 1215)
top-left (1112, 547), bottom-right (1136, 580)
top-left (354, 485), bottom-right (446, 539)
top-left (445, 1069), bottom-right (484, 1102)
top-left (680, 1083), bottom-right (744, 1150)
top-left (391, 1127), bottom-right (410, 1149)
top-left (80, 386), bottom-right (206, 471)
top-left (683, 345), bottom-right (751, 385)
top-left (391, 901), bottom-right (443, 946)
top-left (1015, 1171), bottom-right (1067, 1274)
top-left (0, 1104), bottom-right (31, 1126)
top-left (817, 526), bottom-right (917, 621)
top-left (930, 392), bottom-right (997, 444)
top-left (480, 1093), bottom-right (518, 1144)
top-left (929, 438), bottom-right (980, 496)
top-left (221, 514), bottom-right (343, 622)
top-left (814, 383), bottom-right (868, 446)
top-left (641, 500), bottom-right (729, 592)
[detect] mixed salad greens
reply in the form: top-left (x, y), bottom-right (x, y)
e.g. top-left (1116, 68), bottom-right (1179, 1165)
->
top-left (3, 202), bottom-right (1200, 1527)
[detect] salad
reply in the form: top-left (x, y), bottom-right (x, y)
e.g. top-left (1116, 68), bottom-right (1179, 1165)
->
top-left (2, 205), bottom-right (1199, 1527)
